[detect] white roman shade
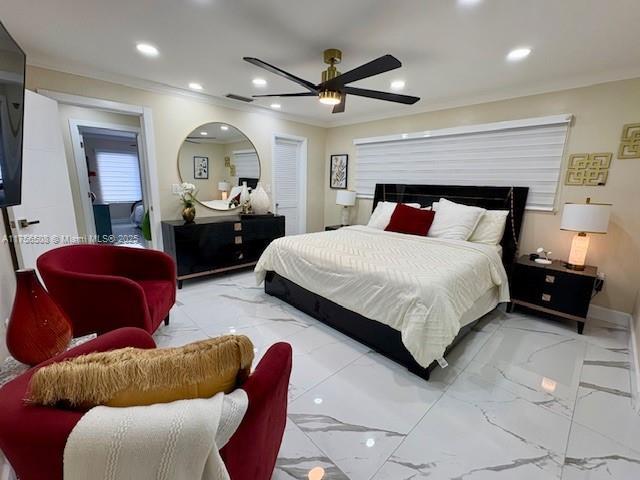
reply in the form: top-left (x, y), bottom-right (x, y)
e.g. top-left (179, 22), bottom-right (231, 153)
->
top-left (96, 150), bottom-right (142, 203)
top-left (232, 150), bottom-right (260, 179)
top-left (354, 115), bottom-right (572, 211)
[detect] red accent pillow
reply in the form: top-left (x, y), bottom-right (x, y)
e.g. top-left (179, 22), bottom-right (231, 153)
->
top-left (385, 203), bottom-right (435, 236)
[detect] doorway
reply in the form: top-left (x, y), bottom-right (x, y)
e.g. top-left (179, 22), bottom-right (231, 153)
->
top-left (272, 134), bottom-right (307, 236)
top-left (77, 126), bottom-right (146, 247)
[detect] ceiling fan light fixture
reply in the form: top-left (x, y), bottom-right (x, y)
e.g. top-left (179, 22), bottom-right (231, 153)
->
top-left (318, 90), bottom-right (342, 106)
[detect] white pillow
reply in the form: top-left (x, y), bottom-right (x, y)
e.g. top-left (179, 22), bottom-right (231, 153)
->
top-left (428, 198), bottom-right (485, 240)
top-left (367, 201), bottom-right (421, 230)
top-left (469, 210), bottom-right (509, 245)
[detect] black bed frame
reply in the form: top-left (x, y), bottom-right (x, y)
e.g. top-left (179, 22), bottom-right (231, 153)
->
top-left (265, 184), bottom-right (529, 380)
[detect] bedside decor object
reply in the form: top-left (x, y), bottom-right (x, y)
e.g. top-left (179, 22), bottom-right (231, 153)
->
top-left (6, 268), bottom-right (72, 366)
top-left (250, 182), bottom-right (271, 214)
top-left (218, 181), bottom-right (230, 200)
top-left (330, 154), bottom-right (348, 189)
top-left (176, 182), bottom-right (198, 223)
top-left (561, 198), bottom-right (611, 270)
top-left (510, 255), bottom-right (600, 334)
top-left (240, 181), bottom-right (251, 214)
top-left (565, 153), bottom-right (612, 186)
top-left (618, 123), bottom-right (640, 159)
top-left (336, 189), bottom-right (356, 225)
top-left (534, 247), bottom-right (553, 264)
top-left (193, 156), bottom-right (209, 179)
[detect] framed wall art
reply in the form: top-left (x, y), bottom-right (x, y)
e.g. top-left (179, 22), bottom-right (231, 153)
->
top-left (330, 154), bottom-right (348, 189)
top-left (193, 156), bottom-right (209, 179)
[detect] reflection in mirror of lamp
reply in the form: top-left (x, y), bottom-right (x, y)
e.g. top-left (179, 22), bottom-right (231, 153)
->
top-left (177, 122), bottom-right (260, 210)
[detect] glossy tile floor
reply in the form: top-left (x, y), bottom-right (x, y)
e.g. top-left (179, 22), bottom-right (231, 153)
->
top-left (158, 271), bottom-right (639, 480)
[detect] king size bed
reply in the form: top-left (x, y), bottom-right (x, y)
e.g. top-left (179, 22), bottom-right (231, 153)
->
top-left (256, 184), bottom-right (528, 380)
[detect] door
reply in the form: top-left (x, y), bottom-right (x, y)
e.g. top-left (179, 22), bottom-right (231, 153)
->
top-left (273, 136), bottom-right (306, 235)
top-left (9, 90), bottom-right (77, 268)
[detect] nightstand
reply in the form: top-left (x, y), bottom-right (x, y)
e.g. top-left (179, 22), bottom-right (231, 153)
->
top-left (509, 255), bottom-right (600, 334)
top-left (325, 224), bottom-right (349, 231)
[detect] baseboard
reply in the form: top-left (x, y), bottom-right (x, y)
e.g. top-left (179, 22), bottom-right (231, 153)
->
top-left (629, 322), bottom-right (640, 414)
top-left (587, 304), bottom-right (631, 327)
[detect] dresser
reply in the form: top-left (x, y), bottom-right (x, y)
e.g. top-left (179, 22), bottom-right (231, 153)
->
top-left (510, 255), bottom-right (600, 334)
top-left (162, 215), bottom-right (285, 288)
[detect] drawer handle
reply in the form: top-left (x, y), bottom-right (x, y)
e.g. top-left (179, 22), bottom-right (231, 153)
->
top-left (541, 293), bottom-right (552, 302)
top-left (234, 223), bottom-right (242, 231)
top-left (545, 275), bottom-right (555, 284)
top-left (235, 236), bottom-right (243, 245)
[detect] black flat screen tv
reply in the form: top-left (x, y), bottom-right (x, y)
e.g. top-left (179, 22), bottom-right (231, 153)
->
top-left (0, 21), bottom-right (25, 208)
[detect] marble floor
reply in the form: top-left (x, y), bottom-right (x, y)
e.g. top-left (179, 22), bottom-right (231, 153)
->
top-left (156, 270), bottom-right (640, 480)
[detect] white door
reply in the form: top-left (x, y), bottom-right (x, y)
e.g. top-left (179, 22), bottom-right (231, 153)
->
top-left (9, 90), bottom-right (78, 268)
top-left (273, 136), bottom-right (306, 235)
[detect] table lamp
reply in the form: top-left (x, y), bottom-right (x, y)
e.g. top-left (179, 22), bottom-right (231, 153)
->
top-left (336, 190), bottom-right (357, 226)
top-left (560, 198), bottom-right (611, 270)
top-left (218, 181), bottom-right (230, 200)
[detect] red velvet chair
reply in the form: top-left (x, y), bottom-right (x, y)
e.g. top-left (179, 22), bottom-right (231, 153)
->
top-left (37, 245), bottom-right (176, 336)
top-left (0, 328), bottom-right (292, 480)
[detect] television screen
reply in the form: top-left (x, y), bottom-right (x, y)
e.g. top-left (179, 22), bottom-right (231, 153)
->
top-left (0, 21), bottom-right (25, 208)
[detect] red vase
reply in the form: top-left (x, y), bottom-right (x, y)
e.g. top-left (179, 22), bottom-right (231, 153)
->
top-left (6, 269), bottom-right (73, 366)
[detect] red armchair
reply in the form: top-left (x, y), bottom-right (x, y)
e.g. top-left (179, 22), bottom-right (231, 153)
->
top-left (0, 328), bottom-right (293, 480)
top-left (37, 245), bottom-right (176, 336)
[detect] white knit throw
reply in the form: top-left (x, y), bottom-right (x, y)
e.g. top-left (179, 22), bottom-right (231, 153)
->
top-left (64, 389), bottom-right (248, 480)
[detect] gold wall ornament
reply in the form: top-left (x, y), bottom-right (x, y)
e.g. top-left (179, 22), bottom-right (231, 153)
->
top-left (565, 153), bottom-right (612, 186)
top-left (618, 123), bottom-right (640, 159)
top-left (229, 164), bottom-right (236, 176)
top-left (224, 156), bottom-right (231, 167)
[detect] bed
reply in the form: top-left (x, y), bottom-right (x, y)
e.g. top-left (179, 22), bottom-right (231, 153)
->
top-left (256, 184), bottom-right (528, 379)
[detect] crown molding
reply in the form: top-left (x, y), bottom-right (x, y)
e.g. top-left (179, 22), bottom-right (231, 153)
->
top-left (26, 57), bottom-right (330, 128)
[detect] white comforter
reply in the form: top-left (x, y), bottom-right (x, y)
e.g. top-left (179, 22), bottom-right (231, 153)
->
top-left (255, 225), bottom-right (509, 367)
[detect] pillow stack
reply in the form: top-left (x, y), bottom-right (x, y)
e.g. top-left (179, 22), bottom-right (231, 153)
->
top-left (366, 198), bottom-right (508, 245)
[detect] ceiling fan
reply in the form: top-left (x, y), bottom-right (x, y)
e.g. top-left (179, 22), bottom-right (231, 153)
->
top-left (243, 49), bottom-right (420, 113)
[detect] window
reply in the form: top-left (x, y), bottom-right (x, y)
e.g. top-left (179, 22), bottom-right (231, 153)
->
top-left (232, 150), bottom-right (260, 179)
top-left (354, 115), bottom-right (572, 211)
top-left (95, 150), bottom-right (142, 203)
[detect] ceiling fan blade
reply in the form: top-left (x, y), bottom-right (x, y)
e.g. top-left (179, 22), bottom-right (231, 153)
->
top-left (243, 57), bottom-right (318, 92)
top-left (252, 92), bottom-right (317, 97)
top-left (332, 94), bottom-right (346, 113)
top-left (320, 54), bottom-right (401, 90)
top-left (343, 86), bottom-right (420, 105)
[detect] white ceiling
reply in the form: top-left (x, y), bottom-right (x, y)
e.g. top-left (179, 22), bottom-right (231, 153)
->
top-left (2, 0), bottom-right (640, 126)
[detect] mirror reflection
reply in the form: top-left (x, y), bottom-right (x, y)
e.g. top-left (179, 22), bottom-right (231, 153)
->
top-left (177, 122), bottom-right (260, 210)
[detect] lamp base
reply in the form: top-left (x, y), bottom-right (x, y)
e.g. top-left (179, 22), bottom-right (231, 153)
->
top-left (565, 262), bottom-right (586, 271)
top-left (340, 206), bottom-right (350, 226)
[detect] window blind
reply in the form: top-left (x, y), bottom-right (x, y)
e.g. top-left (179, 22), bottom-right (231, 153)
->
top-left (232, 150), bottom-right (260, 179)
top-left (354, 115), bottom-right (571, 211)
top-left (96, 150), bottom-right (142, 203)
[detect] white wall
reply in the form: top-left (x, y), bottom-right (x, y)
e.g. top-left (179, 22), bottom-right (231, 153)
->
top-left (0, 234), bottom-right (16, 362)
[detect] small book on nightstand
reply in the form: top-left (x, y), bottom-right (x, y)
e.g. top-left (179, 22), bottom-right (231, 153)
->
top-left (509, 255), bottom-right (601, 334)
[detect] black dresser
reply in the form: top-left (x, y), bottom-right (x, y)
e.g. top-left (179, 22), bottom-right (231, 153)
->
top-left (162, 215), bottom-right (285, 288)
top-left (510, 255), bottom-right (599, 334)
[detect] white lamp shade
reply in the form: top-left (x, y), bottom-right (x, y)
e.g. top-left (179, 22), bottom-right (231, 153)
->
top-left (218, 181), bottom-right (230, 192)
top-left (561, 203), bottom-right (610, 233)
top-left (336, 190), bottom-right (357, 207)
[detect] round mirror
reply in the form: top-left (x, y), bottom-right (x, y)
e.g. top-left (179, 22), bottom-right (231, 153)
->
top-left (177, 122), bottom-right (260, 211)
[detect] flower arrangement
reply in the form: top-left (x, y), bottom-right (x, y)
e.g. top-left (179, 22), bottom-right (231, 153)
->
top-left (175, 182), bottom-right (198, 223)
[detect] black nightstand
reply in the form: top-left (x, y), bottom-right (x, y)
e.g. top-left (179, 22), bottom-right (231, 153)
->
top-left (325, 224), bottom-right (349, 231)
top-left (509, 255), bottom-right (600, 334)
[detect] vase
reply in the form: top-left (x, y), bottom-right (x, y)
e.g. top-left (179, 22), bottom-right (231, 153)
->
top-left (239, 181), bottom-right (250, 206)
top-left (6, 269), bottom-right (73, 366)
top-left (182, 205), bottom-right (196, 223)
top-left (250, 182), bottom-right (271, 215)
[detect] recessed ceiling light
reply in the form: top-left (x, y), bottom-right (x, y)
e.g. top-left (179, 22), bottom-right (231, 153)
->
top-left (365, 438), bottom-right (376, 448)
top-left (188, 82), bottom-right (203, 91)
top-left (313, 397), bottom-right (323, 405)
top-left (220, 125), bottom-right (229, 131)
top-left (200, 131), bottom-right (208, 136)
top-left (401, 133), bottom-right (409, 139)
top-left (252, 78), bottom-right (267, 87)
top-left (270, 103), bottom-right (281, 110)
top-left (390, 80), bottom-right (405, 91)
top-left (136, 43), bottom-right (159, 57)
top-left (458, 0), bottom-right (482, 7)
top-left (507, 47), bottom-right (532, 62)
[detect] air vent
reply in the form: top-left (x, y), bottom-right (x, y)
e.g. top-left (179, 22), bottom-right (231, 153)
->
top-left (226, 93), bottom-right (254, 103)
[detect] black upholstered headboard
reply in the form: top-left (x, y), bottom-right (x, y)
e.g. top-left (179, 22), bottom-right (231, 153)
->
top-left (373, 184), bottom-right (529, 266)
